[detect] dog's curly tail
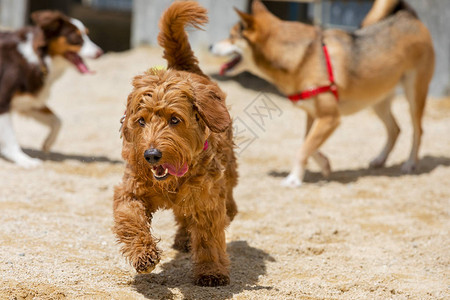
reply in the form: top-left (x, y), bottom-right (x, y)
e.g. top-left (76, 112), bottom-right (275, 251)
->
top-left (157, 1), bottom-right (208, 76)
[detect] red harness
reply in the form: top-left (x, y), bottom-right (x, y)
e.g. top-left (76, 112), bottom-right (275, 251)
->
top-left (288, 43), bottom-right (339, 102)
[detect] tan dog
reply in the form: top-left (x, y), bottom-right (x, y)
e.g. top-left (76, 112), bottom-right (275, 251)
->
top-left (113, 1), bottom-right (238, 286)
top-left (210, 0), bottom-right (434, 187)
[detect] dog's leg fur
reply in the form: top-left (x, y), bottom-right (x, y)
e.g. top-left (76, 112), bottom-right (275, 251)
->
top-left (305, 114), bottom-right (331, 177)
top-left (0, 112), bottom-right (41, 168)
top-left (113, 186), bottom-right (160, 273)
top-left (225, 149), bottom-right (238, 221)
top-left (401, 69), bottom-right (429, 173)
top-left (173, 188), bottom-right (237, 255)
top-left (283, 96), bottom-right (339, 187)
top-left (19, 106), bottom-right (61, 153)
top-left (226, 192), bottom-right (238, 221)
top-left (369, 94), bottom-right (400, 168)
top-left (188, 209), bottom-right (230, 286)
top-left (173, 183), bottom-right (230, 286)
top-left (173, 214), bottom-right (191, 253)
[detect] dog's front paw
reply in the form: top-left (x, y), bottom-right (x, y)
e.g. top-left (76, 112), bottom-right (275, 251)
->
top-left (281, 173), bottom-right (302, 188)
top-left (195, 273), bottom-right (230, 287)
top-left (132, 248), bottom-right (161, 274)
top-left (401, 160), bottom-right (417, 174)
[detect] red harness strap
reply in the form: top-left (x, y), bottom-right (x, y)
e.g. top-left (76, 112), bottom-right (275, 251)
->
top-left (288, 43), bottom-right (339, 102)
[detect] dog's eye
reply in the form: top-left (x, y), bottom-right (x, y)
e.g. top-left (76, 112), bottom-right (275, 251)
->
top-left (138, 117), bottom-right (146, 127)
top-left (170, 116), bottom-right (181, 125)
top-left (67, 32), bottom-right (83, 45)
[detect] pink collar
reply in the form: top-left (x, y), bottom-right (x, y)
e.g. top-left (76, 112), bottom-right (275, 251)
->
top-left (203, 140), bottom-right (209, 151)
top-left (288, 43), bottom-right (339, 102)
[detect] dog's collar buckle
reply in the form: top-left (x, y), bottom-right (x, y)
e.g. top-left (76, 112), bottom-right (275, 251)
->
top-left (288, 43), bottom-right (339, 102)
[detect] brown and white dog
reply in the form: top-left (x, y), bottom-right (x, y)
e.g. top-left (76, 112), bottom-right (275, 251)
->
top-left (0, 10), bottom-right (102, 168)
top-left (210, 0), bottom-right (435, 187)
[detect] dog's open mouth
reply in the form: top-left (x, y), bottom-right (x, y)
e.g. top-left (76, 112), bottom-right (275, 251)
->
top-left (151, 163), bottom-right (189, 181)
top-left (63, 51), bottom-right (91, 74)
top-left (151, 165), bottom-right (170, 181)
top-left (220, 54), bottom-right (242, 75)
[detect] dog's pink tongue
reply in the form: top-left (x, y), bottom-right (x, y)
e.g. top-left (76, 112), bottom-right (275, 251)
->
top-left (76, 61), bottom-right (90, 74)
top-left (220, 64), bottom-right (227, 76)
top-left (64, 52), bottom-right (91, 74)
top-left (163, 163), bottom-right (189, 177)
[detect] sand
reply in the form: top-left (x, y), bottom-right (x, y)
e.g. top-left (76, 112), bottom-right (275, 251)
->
top-left (0, 47), bottom-right (449, 299)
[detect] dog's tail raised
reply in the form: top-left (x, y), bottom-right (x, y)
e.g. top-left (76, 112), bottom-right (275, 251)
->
top-left (157, 1), bottom-right (208, 76)
top-left (361, 0), bottom-right (418, 27)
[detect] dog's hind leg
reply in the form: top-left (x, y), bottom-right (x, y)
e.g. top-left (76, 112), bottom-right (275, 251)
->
top-left (19, 106), bottom-right (61, 153)
top-left (225, 153), bottom-right (238, 222)
top-left (173, 214), bottom-right (191, 253)
top-left (225, 192), bottom-right (238, 222)
top-left (369, 93), bottom-right (400, 168)
top-left (401, 68), bottom-right (431, 173)
top-left (0, 112), bottom-right (41, 168)
top-left (305, 114), bottom-right (331, 177)
top-left (282, 98), bottom-right (340, 188)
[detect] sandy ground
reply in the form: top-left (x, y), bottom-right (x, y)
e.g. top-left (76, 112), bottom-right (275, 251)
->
top-left (0, 47), bottom-right (449, 299)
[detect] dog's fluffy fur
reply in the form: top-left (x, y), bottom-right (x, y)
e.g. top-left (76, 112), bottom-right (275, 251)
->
top-left (211, 0), bottom-right (434, 187)
top-left (113, 1), bottom-right (238, 287)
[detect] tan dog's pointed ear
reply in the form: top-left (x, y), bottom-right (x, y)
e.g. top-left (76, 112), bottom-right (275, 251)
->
top-left (234, 7), bottom-right (254, 29)
top-left (252, 0), bottom-right (270, 14)
top-left (193, 83), bottom-right (231, 133)
top-left (31, 10), bottom-right (65, 33)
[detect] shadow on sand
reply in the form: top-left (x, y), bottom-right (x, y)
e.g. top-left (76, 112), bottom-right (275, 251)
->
top-left (23, 148), bottom-right (123, 164)
top-left (269, 155), bottom-right (450, 184)
top-left (133, 240), bottom-right (275, 299)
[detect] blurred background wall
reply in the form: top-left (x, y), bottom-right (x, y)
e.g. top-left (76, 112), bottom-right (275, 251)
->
top-left (0, 0), bottom-right (448, 97)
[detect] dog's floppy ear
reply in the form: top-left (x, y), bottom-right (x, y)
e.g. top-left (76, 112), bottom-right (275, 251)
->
top-left (234, 8), bottom-right (254, 29)
top-left (193, 82), bottom-right (231, 133)
top-left (31, 10), bottom-right (66, 34)
top-left (120, 94), bottom-right (135, 142)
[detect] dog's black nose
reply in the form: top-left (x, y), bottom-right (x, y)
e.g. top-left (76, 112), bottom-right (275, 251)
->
top-left (144, 148), bottom-right (162, 164)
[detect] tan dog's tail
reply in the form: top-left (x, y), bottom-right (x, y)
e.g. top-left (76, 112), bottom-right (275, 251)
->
top-left (361, 0), bottom-right (418, 27)
top-left (158, 1), bottom-right (208, 76)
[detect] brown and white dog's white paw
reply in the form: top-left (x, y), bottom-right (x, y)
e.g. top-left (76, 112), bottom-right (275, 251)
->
top-left (9, 152), bottom-right (42, 169)
top-left (18, 157), bottom-right (42, 169)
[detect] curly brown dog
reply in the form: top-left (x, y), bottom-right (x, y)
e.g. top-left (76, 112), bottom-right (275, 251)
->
top-left (113, 1), bottom-right (238, 287)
